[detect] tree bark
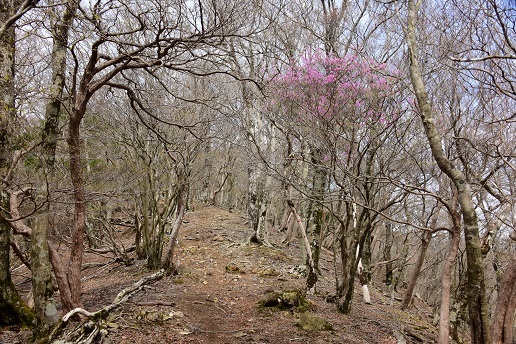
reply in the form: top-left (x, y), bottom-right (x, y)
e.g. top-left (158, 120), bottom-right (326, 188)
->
top-left (62, 34), bottom-right (98, 308)
top-left (65, 107), bottom-right (88, 309)
top-left (406, 2), bottom-right (491, 343)
top-left (31, 214), bottom-right (58, 336)
top-left (309, 148), bottom-right (326, 272)
top-left (491, 253), bottom-right (516, 344)
top-left (247, 159), bottom-right (271, 246)
top-left (0, 4), bottom-right (36, 326)
top-left (33, 0), bottom-right (78, 326)
top-left (438, 228), bottom-right (460, 344)
top-left (383, 222), bottom-right (393, 286)
top-left (48, 243), bottom-right (74, 311)
top-left (401, 231), bottom-right (432, 310)
top-left (0, 192), bottom-right (35, 326)
top-left (356, 244), bottom-right (371, 304)
top-left (288, 200), bottom-right (317, 290)
top-left (162, 178), bottom-right (187, 274)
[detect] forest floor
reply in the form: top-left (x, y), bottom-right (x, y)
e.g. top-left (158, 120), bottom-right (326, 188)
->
top-left (2, 206), bottom-right (440, 343)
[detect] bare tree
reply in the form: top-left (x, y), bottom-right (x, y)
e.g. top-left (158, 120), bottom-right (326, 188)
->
top-left (406, 1), bottom-right (491, 342)
top-left (43, 0), bottom-right (259, 310)
top-left (0, 0), bottom-right (36, 326)
top-left (27, 1), bottom-right (80, 336)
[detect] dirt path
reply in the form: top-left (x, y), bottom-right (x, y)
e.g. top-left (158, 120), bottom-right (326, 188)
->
top-left (1, 206), bottom-right (438, 343)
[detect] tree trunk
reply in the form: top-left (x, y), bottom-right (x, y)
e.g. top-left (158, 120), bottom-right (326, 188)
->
top-left (248, 159), bottom-right (271, 246)
top-left (401, 231), bottom-right (432, 309)
top-left (0, 6), bottom-right (35, 326)
top-left (337, 202), bottom-right (353, 313)
top-left (356, 244), bottom-right (371, 304)
top-left (48, 244), bottom-right (74, 311)
top-left (66, 110), bottom-right (87, 309)
top-left (309, 148), bottom-right (326, 272)
top-left (31, 215), bottom-right (58, 336)
top-left (288, 200), bottom-right (317, 291)
top-left (384, 222), bottom-right (393, 286)
top-left (406, 2), bottom-right (491, 343)
top-left (33, 0), bottom-right (78, 334)
top-left (42, 0), bottom-right (77, 168)
top-left (438, 228), bottom-right (460, 344)
top-left (134, 212), bottom-right (144, 259)
top-left (162, 180), bottom-right (187, 274)
top-left (0, 192), bottom-right (35, 326)
top-left (491, 253), bottom-right (516, 344)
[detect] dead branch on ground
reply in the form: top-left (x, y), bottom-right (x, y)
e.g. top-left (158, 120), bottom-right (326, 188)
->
top-left (47, 269), bottom-right (165, 344)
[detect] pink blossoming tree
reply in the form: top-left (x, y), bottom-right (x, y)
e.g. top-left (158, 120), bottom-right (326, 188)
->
top-left (270, 52), bottom-right (393, 125)
top-left (268, 52), bottom-right (401, 313)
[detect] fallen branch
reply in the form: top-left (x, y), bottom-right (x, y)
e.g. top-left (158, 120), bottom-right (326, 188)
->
top-left (47, 269), bottom-right (165, 343)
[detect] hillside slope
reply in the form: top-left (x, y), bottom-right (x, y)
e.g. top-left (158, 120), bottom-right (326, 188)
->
top-left (1, 206), bottom-right (439, 343)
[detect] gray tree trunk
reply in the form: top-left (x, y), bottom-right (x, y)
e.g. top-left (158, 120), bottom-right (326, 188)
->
top-left (438, 228), bottom-right (460, 344)
top-left (401, 231), bottom-right (432, 309)
top-left (162, 172), bottom-right (187, 274)
top-left (407, 2), bottom-right (491, 342)
top-left (383, 222), bottom-right (393, 286)
top-left (33, 0), bottom-right (78, 334)
top-left (491, 253), bottom-right (516, 344)
top-left (0, 4), bottom-right (36, 326)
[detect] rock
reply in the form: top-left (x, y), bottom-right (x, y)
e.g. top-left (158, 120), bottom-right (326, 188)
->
top-left (225, 262), bottom-right (245, 274)
top-left (258, 289), bottom-right (314, 313)
top-left (213, 234), bottom-right (224, 241)
top-left (174, 311), bottom-right (185, 318)
top-left (258, 267), bottom-right (280, 277)
top-left (296, 313), bottom-right (333, 331)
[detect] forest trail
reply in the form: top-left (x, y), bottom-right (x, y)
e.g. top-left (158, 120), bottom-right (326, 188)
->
top-left (4, 206), bottom-right (438, 343)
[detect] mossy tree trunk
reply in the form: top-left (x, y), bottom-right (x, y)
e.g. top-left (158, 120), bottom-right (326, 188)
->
top-left (0, 3), bottom-right (35, 326)
top-left (0, 192), bottom-right (35, 326)
top-left (383, 222), bottom-right (393, 286)
top-left (438, 226), bottom-right (460, 344)
top-left (33, 0), bottom-right (79, 336)
top-left (338, 216), bottom-right (372, 313)
top-left (309, 148), bottom-right (327, 274)
top-left (407, 2), bottom-right (491, 342)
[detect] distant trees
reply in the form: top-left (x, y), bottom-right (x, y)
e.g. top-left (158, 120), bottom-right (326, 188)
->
top-left (0, 0), bottom-right (514, 342)
top-left (1, 0), bottom-right (266, 334)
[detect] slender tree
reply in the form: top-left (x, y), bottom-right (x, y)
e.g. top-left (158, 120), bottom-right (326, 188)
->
top-left (30, 1), bottom-right (80, 334)
top-left (406, 1), bottom-right (491, 342)
top-left (0, 0), bottom-right (35, 326)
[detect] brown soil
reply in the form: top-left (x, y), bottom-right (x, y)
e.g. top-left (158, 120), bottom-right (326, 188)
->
top-left (1, 206), bottom-right (438, 343)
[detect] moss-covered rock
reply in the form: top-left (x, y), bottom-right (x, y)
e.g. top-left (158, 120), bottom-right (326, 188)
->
top-left (225, 262), bottom-right (245, 274)
top-left (258, 267), bottom-right (280, 277)
top-left (258, 289), bottom-right (314, 313)
top-left (296, 312), bottom-right (333, 331)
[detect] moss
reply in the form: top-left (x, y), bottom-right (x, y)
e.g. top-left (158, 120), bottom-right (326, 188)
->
top-left (296, 312), bottom-right (333, 331)
top-left (258, 289), bottom-right (314, 313)
top-left (258, 267), bottom-right (280, 277)
top-left (243, 245), bottom-right (292, 263)
top-left (225, 262), bottom-right (245, 274)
